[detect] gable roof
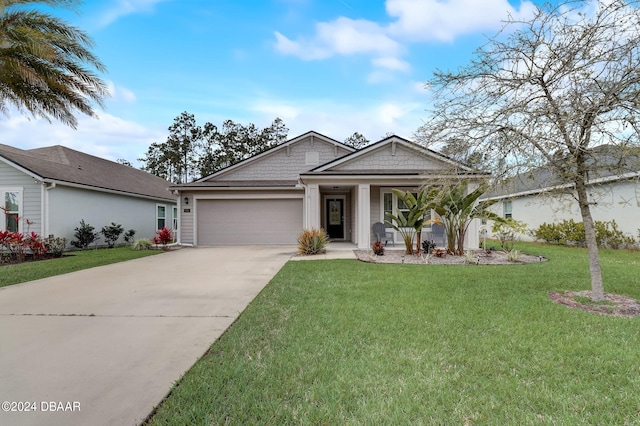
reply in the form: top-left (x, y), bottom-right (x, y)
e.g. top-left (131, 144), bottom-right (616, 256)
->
top-left (0, 144), bottom-right (176, 201)
top-left (192, 131), bottom-right (356, 184)
top-left (304, 135), bottom-right (481, 176)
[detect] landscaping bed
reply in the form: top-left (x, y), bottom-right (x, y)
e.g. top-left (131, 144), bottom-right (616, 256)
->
top-left (355, 248), bottom-right (546, 264)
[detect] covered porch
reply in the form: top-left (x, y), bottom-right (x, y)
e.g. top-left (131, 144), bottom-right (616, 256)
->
top-left (298, 176), bottom-right (481, 250)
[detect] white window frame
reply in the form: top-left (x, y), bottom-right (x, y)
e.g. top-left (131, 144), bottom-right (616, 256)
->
top-left (503, 200), bottom-right (513, 219)
top-left (380, 189), bottom-right (435, 231)
top-left (156, 204), bottom-right (167, 230)
top-left (1, 188), bottom-right (23, 233)
top-left (172, 206), bottom-right (178, 231)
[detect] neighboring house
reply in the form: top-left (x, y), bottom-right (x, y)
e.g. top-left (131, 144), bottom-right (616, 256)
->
top-left (0, 144), bottom-right (177, 246)
top-left (171, 131), bottom-right (489, 249)
top-left (481, 146), bottom-right (640, 240)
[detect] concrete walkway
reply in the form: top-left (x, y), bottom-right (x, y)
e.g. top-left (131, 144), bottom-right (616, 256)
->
top-left (0, 246), bottom-right (297, 426)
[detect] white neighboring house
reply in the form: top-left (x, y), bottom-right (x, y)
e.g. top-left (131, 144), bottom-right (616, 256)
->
top-left (480, 147), bottom-right (640, 241)
top-left (0, 144), bottom-right (177, 246)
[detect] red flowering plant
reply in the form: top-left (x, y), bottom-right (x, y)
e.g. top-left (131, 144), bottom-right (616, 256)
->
top-left (25, 232), bottom-right (48, 259)
top-left (152, 227), bottom-right (173, 248)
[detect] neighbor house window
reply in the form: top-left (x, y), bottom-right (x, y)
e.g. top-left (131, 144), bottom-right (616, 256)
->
top-left (172, 206), bottom-right (178, 231)
top-left (503, 200), bottom-right (512, 219)
top-left (157, 204), bottom-right (166, 229)
top-left (1, 189), bottom-right (22, 232)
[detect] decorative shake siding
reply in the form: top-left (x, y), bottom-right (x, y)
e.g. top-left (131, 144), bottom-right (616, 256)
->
top-left (212, 136), bottom-right (352, 182)
top-left (0, 162), bottom-right (42, 234)
top-left (332, 144), bottom-right (444, 171)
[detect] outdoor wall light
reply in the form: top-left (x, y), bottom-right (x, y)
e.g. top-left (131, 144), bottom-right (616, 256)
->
top-left (184, 196), bottom-right (189, 205)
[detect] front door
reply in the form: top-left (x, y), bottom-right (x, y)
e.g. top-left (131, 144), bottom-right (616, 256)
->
top-left (326, 198), bottom-right (344, 239)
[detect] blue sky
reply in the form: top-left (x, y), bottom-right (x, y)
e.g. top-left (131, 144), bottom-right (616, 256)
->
top-left (3, 0), bottom-right (557, 166)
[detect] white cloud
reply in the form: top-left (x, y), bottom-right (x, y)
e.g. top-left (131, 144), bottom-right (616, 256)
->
top-left (248, 96), bottom-right (424, 143)
top-left (274, 0), bottom-right (537, 76)
top-left (0, 111), bottom-right (165, 166)
top-left (105, 81), bottom-right (137, 103)
top-left (386, 0), bottom-right (538, 42)
top-left (95, 0), bottom-right (173, 28)
top-left (275, 17), bottom-right (402, 60)
top-left (371, 56), bottom-right (410, 71)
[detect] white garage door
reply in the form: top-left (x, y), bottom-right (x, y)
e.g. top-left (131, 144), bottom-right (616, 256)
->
top-left (197, 198), bottom-right (303, 245)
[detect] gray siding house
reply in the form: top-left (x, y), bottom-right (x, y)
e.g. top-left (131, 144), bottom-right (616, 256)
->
top-left (172, 131), bottom-right (488, 249)
top-left (0, 144), bottom-right (177, 246)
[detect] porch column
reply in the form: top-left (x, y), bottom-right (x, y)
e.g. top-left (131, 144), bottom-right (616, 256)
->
top-left (304, 183), bottom-right (321, 229)
top-left (356, 183), bottom-right (370, 249)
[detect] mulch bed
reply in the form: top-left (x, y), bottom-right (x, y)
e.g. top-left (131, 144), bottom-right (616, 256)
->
top-left (354, 249), bottom-right (547, 265)
top-left (549, 290), bottom-right (640, 317)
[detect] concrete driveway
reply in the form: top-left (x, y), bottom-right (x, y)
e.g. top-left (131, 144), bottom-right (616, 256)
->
top-left (0, 246), bottom-right (295, 426)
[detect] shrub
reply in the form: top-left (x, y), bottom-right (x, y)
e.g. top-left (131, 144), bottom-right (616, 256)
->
top-left (492, 218), bottom-right (528, 251)
top-left (152, 227), bottom-right (173, 247)
top-left (422, 240), bottom-right (436, 254)
top-left (372, 241), bottom-right (385, 256)
top-left (71, 219), bottom-right (99, 249)
top-left (123, 229), bottom-right (136, 245)
top-left (534, 219), bottom-right (635, 248)
top-left (25, 232), bottom-right (47, 259)
top-left (45, 236), bottom-right (67, 257)
top-left (101, 222), bottom-right (124, 248)
top-left (594, 220), bottom-right (634, 248)
top-left (132, 238), bottom-right (154, 251)
top-left (534, 222), bottom-right (564, 244)
top-left (297, 228), bottom-right (328, 255)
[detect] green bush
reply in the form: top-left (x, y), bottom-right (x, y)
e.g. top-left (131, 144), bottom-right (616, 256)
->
top-left (297, 228), bottom-right (328, 255)
top-left (123, 229), bottom-right (136, 245)
top-left (534, 219), bottom-right (635, 248)
top-left (101, 222), bottom-right (124, 248)
top-left (132, 239), bottom-right (154, 251)
top-left (45, 236), bottom-right (67, 257)
top-left (70, 219), bottom-right (99, 249)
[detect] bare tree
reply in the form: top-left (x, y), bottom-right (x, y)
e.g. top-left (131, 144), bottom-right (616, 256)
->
top-left (418, 0), bottom-right (640, 301)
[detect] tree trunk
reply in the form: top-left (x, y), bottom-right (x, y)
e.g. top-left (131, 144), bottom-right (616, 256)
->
top-left (574, 178), bottom-right (605, 302)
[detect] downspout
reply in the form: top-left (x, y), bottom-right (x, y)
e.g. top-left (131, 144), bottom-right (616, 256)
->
top-left (44, 182), bottom-right (56, 238)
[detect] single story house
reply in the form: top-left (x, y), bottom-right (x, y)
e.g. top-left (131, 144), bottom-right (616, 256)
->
top-left (0, 143), bottom-right (177, 246)
top-left (481, 146), bottom-right (640, 240)
top-left (171, 131), bottom-right (489, 249)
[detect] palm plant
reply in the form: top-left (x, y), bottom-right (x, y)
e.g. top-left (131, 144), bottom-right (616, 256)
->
top-left (384, 189), bottom-right (439, 255)
top-left (426, 180), bottom-right (501, 255)
top-left (0, 0), bottom-right (108, 128)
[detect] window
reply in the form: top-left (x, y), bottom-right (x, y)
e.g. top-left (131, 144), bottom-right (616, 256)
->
top-left (383, 193), bottom-right (393, 227)
top-left (157, 204), bottom-right (166, 229)
top-left (503, 200), bottom-right (512, 219)
top-left (382, 190), bottom-right (428, 227)
top-left (397, 192), bottom-right (418, 222)
top-left (172, 206), bottom-right (178, 231)
top-left (2, 189), bottom-right (21, 232)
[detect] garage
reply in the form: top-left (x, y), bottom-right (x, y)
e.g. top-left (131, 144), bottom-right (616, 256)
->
top-left (196, 198), bottom-right (304, 245)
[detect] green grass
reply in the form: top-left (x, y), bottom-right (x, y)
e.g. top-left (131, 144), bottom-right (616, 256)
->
top-left (0, 247), bottom-right (161, 288)
top-left (147, 242), bottom-right (640, 425)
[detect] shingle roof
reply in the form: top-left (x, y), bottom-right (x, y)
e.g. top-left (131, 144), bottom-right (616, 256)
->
top-left (0, 144), bottom-right (176, 201)
top-left (484, 145), bottom-right (640, 199)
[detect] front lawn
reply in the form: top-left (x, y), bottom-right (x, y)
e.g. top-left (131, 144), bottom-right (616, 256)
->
top-left (0, 247), bottom-right (162, 288)
top-left (147, 243), bottom-right (640, 425)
